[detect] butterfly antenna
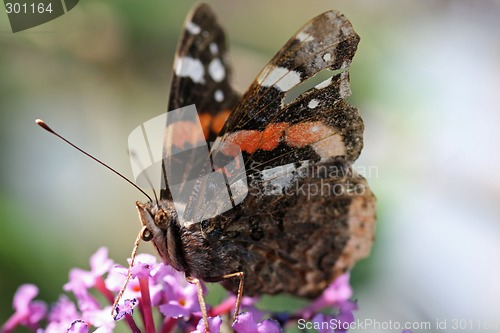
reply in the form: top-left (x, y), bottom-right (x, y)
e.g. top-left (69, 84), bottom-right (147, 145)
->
top-left (152, 188), bottom-right (159, 206)
top-left (36, 119), bottom-right (153, 203)
top-left (129, 150), bottom-right (160, 206)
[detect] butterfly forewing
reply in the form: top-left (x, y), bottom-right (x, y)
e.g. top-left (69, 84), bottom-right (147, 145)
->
top-left (168, 3), bottom-right (240, 141)
top-left (161, 4), bottom-right (240, 203)
top-left (212, 11), bottom-right (363, 174)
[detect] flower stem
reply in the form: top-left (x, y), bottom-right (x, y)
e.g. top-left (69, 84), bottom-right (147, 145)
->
top-left (138, 276), bottom-right (155, 333)
top-left (125, 314), bottom-right (142, 333)
top-left (161, 317), bottom-right (177, 333)
top-left (0, 313), bottom-right (22, 333)
top-left (94, 276), bottom-right (115, 304)
top-left (209, 295), bottom-right (236, 317)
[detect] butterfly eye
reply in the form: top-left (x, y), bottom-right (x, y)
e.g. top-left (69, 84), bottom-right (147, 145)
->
top-left (155, 209), bottom-right (168, 227)
top-left (141, 228), bottom-right (153, 241)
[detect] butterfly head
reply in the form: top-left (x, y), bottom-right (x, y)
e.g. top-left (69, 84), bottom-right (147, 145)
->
top-left (135, 200), bottom-right (186, 271)
top-left (136, 200), bottom-right (175, 236)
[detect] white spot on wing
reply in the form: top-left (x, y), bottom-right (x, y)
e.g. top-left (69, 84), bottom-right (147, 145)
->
top-left (208, 58), bottom-right (225, 82)
top-left (311, 134), bottom-right (346, 158)
top-left (186, 21), bottom-right (201, 35)
top-left (323, 53), bottom-right (332, 61)
top-left (308, 99), bottom-right (320, 109)
top-left (175, 56), bottom-right (205, 84)
top-left (214, 89), bottom-right (224, 102)
top-left (229, 179), bottom-right (248, 201)
top-left (261, 162), bottom-right (296, 181)
top-left (296, 31), bottom-right (313, 42)
top-left (257, 66), bottom-right (301, 92)
top-left (210, 42), bottom-right (218, 55)
top-left (259, 161), bottom-right (310, 195)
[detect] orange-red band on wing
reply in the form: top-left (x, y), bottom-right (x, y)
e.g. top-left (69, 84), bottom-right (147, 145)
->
top-left (220, 121), bottom-right (340, 157)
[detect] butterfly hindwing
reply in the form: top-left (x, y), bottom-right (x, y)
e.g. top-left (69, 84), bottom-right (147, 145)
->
top-left (211, 168), bottom-right (376, 297)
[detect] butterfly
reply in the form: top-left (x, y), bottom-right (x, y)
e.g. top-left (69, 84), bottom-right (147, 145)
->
top-left (37, 2), bottom-right (376, 329)
top-left (132, 2), bottom-right (376, 326)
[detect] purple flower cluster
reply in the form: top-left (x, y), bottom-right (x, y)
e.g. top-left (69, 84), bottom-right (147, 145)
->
top-left (1, 248), bottom-right (362, 333)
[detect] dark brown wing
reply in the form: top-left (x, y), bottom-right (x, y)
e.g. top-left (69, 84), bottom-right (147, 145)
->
top-left (225, 168), bottom-right (376, 297)
top-left (211, 10), bottom-right (363, 173)
top-left (161, 3), bottom-right (240, 202)
top-left (184, 163), bottom-right (376, 297)
top-left (168, 3), bottom-right (240, 141)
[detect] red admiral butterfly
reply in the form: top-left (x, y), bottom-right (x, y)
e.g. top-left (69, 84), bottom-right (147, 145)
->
top-left (38, 3), bottom-right (376, 329)
top-left (136, 2), bottom-right (375, 325)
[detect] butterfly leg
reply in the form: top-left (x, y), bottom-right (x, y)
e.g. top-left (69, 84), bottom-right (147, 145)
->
top-left (186, 276), bottom-right (210, 332)
top-left (203, 271), bottom-right (244, 322)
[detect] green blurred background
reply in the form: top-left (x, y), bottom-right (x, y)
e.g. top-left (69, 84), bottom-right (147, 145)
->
top-left (1, 0), bottom-right (500, 332)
